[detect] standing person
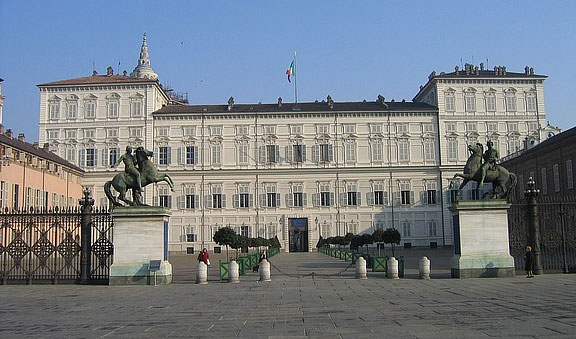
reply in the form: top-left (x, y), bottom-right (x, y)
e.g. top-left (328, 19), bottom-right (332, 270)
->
top-left (525, 245), bottom-right (534, 278)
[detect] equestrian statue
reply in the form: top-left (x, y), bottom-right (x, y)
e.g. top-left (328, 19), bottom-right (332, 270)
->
top-left (451, 141), bottom-right (517, 200)
top-left (104, 146), bottom-right (174, 207)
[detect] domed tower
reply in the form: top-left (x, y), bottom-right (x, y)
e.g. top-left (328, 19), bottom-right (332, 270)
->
top-left (130, 33), bottom-right (158, 80)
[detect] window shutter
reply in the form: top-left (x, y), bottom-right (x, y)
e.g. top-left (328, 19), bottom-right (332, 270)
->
top-left (78, 149), bottom-right (85, 167)
top-left (93, 149), bottom-right (98, 167)
top-left (194, 195), bottom-right (200, 208)
top-left (167, 196), bottom-right (172, 209)
top-left (383, 191), bottom-right (389, 205)
top-left (410, 191), bottom-right (415, 205)
top-left (340, 192), bottom-right (347, 206)
top-left (392, 191), bottom-right (401, 205)
top-left (249, 194), bottom-right (253, 207)
top-left (275, 145), bottom-right (280, 163)
top-left (302, 193), bottom-right (307, 206)
top-left (204, 195), bottom-right (212, 208)
top-left (275, 193), bottom-right (280, 207)
top-left (167, 147), bottom-right (172, 165)
top-left (366, 192), bottom-right (374, 206)
top-left (421, 191), bottom-right (427, 205)
top-left (233, 194), bottom-right (239, 208)
top-left (286, 193), bottom-right (293, 208)
top-left (312, 145), bottom-right (319, 163)
top-left (301, 144), bottom-right (307, 162)
top-left (259, 194), bottom-right (266, 208)
top-left (153, 195), bottom-right (159, 206)
top-left (436, 190), bottom-right (441, 204)
top-left (357, 192), bottom-right (362, 206)
top-left (259, 146), bottom-right (266, 165)
top-left (285, 145), bottom-right (292, 163)
top-left (177, 195), bottom-right (185, 209)
top-left (330, 192), bottom-right (335, 206)
top-left (193, 146), bottom-right (199, 164)
top-left (101, 148), bottom-right (108, 167)
top-left (312, 193), bottom-right (319, 207)
top-left (154, 146), bottom-right (159, 165)
top-left (328, 144), bottom-right (334, 162)
top-left (221, 194), bottom-right (226, 208)
top-left (178, 147), bottom-right (183, 165)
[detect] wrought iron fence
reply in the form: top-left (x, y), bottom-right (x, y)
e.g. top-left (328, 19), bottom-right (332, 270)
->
top-left (0, 204), bottom-right (113, 284)
top-left (509, 201), bottom-right (576, 272)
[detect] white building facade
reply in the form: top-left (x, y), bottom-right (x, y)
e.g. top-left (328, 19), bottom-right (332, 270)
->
top-left (38, 38), bottom-right (549, 253)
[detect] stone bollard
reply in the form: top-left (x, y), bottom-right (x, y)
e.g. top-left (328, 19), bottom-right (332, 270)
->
top-left (355, 257), bottom-right (367, 279)
top-left (387, 257), bottom-right (399, 279)
top-left (259, 259), bottom-right (271, 282)
top-left (196, 262), bottom-right (208, 284)
top-left (418, 256), bottom-right (431, 280)
top-left (229, 260), bottom-right (240, 283)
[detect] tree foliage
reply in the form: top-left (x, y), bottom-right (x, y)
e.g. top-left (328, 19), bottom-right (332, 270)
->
top-left (382, 228), bottom-right (401, 257)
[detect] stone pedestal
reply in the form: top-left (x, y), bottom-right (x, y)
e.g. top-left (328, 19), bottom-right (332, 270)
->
top-left (109, 206), bottom-right (172, 285)
top-left (450, 200), bottom-right (515, 278)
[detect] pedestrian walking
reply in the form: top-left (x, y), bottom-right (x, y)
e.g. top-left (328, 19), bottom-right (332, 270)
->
top-left (525, 245), bottom-right (534, 278)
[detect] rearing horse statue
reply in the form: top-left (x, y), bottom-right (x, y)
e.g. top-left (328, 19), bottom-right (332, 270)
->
top-left (451, 143), bottom-right (517, 200)
top-left (105, 146), bottom-right (175, 207)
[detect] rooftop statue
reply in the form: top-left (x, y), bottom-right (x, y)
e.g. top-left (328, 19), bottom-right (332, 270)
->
top-left (105, 146), bottom-right (174, 207)
top-left (451, 141), bottom-right (517, 201)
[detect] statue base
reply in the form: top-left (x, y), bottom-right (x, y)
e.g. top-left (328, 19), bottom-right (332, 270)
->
top-left (109, 206), bottom-right (172, 285)
top-left (450, 200), bottom-right (515, 278)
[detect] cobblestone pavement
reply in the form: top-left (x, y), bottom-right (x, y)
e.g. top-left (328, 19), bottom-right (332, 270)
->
top-left (1, 252), bottom-right (575, 338)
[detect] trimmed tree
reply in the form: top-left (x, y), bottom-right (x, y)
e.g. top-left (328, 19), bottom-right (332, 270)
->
top-left (213, 226), bottom-right (237, 261)
top-left (372, 229), bottom-right (386, 256)
top-left (382, 228), bottom-right (401, 257)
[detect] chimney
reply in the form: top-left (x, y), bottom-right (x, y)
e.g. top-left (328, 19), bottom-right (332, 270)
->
top-left (0, 123), bottom-right (3, 134)
top-left (123, 70), bottom-right (127, 76)
top-left (502, 66), bottom-right (507, 75)
top-left (529, 67), bottom-right (534, 75)
top-left (5, 128), bottom-right (13, 138)
top-left (92, 70), bottom-right (98, 76)
top-left (525, 66), bottom-right (530, 75)
top-left (106, 66), bottom-right (114, 76)
top-left (17, 133), bottom-right (25, 142)
top-left (480, 62), bottom-right (484, 71)
top-left (277, 97), bottom-right (283, 107)
top-left (327, 95), bottom-right (334, 109)
top-left (227, 96), bottom-right (234, 111)
top-left (455, 65), bottom-right (460, 75)
top-left (43, 143), bottom-right (50, 151)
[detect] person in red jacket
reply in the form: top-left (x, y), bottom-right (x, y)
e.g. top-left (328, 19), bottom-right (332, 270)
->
top-left (197, 248), bottom-right (210, 267)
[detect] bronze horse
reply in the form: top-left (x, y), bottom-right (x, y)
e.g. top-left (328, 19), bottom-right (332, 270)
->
top-left (104, 146), bottom-right (174, 206)
top-left (451, 143), bottom-right (517, 200)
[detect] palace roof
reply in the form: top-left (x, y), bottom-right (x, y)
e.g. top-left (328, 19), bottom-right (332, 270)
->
top-left (38, 74), bottom-right (158, 87)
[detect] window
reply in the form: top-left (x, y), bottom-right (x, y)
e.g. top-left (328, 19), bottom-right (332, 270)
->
top-left (424, 141), bottom-right (435, 161)
top-left (49, 102), bottom-right (60, 120)
top-left (567, 160), bottom-right (573, 189)
top-left (290, 125), bottom-right (303, 135)
top-left (486, 94), bottom-right (496, 112)
top-left (65, 130), bottom-right (77, 139)
top-left (398, 140), bottom-right (409, 162)
top-left (107, 102), bottom-right (118, 118)
top-left (450, 189), bottom-right (459, 203)
top-left (528, 122), bottom-right (538, 133)
top-left (506, 91), bottom-right (517, 112)
top-left (85, 102), bottom-right (95, 118)
top-left (508, 122), bottom-right (518, 132)
top-left (0, 181), bottom-right (7, 211)
top-left (241, 226), bottom-right (250, 238)
top-left (397, 124), bottom-right (408, 134)
top-left (237, 143), bottom-right (249, 165)
top-left (131, 100), bottom-right (142, 117)
top-left (319, 182), bottom-right (331, 206)
top-left (12, 184), bottom-right (19, 209)
top-left (107, 128), bottom-right (119, 138)
top-left (183, 126), bottom-right (196, 136)
top-left (292, 144), bottom-right (304, 163)
top-left (184, 186), bottom-right (197, 209)
top-left (402, 221), bottom-right (411, 237)
top-left (235, 125), bottom-right (248, 136)
top-left (291, 183), bottom-right (304, 207)
top-left (526, 95), bottom-right (537, 112)
top-left (211, 144), bottom-right (221, 165)
top-left (428, 220), bottom-right (437, 237)
top-left (466, 122), bottom-right (477, 132)
top-left (86, 148), bottom-right (96, 167)
top-left (509, 139), bottom-right (520, 154)
top-left (426, 190), bottom-right (437, 204)
top-left (237, 184), bottom-right (250, 208)
top-left (210, 126), bottom-right (222, 136)
top-left (109, 148), bottom-right (119, 166)
top-left (159, 146), bottom-right (170, 165)
top-left (423, 124), bottom-right (434, 133)
top-left (317, 124), bottom-right (329, 135)
top-left (66, 148), bottom-right (76, 163)
top-left (47, 130), bottom-right (59, 140)
top-left (318, 143), bottom-right (332, 162)
top-left (157, 127), bottom-right (169, 137)
top-left (487, 122), bottom-right (498, 133)
top-left (84, 129), bottom-right (95, 139)
top-left (553, 164), bottom-right (560, 192)
top-left (465, 92), bottom-right (476, 112)
top-left (373, 182), bottom-right (388, 206)
top-left (265, 185), bottom-right (279, 208)
top-left (211, 186), bottom-right (223, 209)
top-left (158, 186), bottom-right (171, 208)
top-left (370, 124), bottom-right (382, 134)
top-left (371, 141), bottom-right (383, 162)
top-left (445, 94), bottom-right (455, 112)
top-left (447, 139), bottom-right (457, 160)
top-left (541, 168), bottom-right (547, 195)
top-left (264, 125), bottom-right (276, 135)
top-left (346, 183), bottom-right (359, 206)
top-left (185, 227), bottom-right (197, 242)
top-left (469, 187), bottom-right (480, 200)
top-left (343, 124), bottom-right (356, 134)
top-left (67, 102), bottom-right (77, 119)
top-left (446, 122), bottom-right (456, 132)
top-left (185, 146), bottom-right (198, 165)
top-left (344, 140), bottom-right (356, 162)
top-left (130, 128), bottom-right (142, 138)
top-left (266, 144), bottom-right (278, 163)
top-left (400, 181), bottom-right (412, 205)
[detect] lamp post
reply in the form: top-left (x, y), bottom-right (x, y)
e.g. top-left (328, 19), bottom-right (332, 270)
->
top-left (525, 177), bottom-right (543, 275)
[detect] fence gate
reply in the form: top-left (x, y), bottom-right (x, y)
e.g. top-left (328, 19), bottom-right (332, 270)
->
top-left (508, 201), bottom-right (576, 272)
top-left (0, 204), bottom-right (113, 284)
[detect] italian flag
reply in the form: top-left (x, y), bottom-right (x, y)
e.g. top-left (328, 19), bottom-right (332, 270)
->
top-left (286, 60), bottom-right (295, 82)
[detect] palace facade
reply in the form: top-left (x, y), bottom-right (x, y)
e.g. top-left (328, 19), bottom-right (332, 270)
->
top-left (38, 35), bottom-right (550, 253)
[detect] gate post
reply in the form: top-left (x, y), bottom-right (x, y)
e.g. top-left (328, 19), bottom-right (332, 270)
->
top-left (79, 189), bottom-right (94, 284)
top-left (525, 177), bottom-right (543, 275)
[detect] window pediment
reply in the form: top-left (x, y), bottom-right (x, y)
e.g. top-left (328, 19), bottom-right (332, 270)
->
top-left (49, 95), bottom-right (61, 101)
top-left (397, 132), bottom-right (410, 138)
top-left (66, 94), bottom-right (79, 101)
top-left (106, 92), bottom-right (121, 100)
top-left (508, 131), bottom-right (521, 137)
top-left (155, 136), bottom-right (171, 144)
top-left (263, 134), bottom-right (277, 142)
top-left (344, 134), bottom-right (358, 140)
top-left (465, 131), bottom-right (479, 138)
top-left (106, 137), bottom-right (120, 144)
top-left (209, 135), bottom-right (223, 143)
top-left (84, 94), bottom-right (98, 100)
top-left (130, 93), bottom-right (144, 99)
top-left (183, 135), bottom-right (199, 143)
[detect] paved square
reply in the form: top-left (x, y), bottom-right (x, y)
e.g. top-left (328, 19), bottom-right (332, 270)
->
top-left (1, 252), bottom-right (575, 338)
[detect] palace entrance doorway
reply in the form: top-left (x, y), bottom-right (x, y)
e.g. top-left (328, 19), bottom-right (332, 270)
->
top-left (288, 218), bottom-right (309, 252)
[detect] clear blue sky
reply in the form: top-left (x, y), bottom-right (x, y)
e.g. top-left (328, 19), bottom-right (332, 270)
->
top-left (1, 1), bottom-right (575, 141)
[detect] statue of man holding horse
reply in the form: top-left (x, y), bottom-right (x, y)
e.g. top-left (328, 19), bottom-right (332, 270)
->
top-left (105, 146), bottom-right (174, 207)
top-left (451, 142), bottom-right (516, 201)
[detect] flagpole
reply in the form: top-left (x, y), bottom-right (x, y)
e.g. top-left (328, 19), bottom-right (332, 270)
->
top-left (293, 51), bottom-right (298, 104)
